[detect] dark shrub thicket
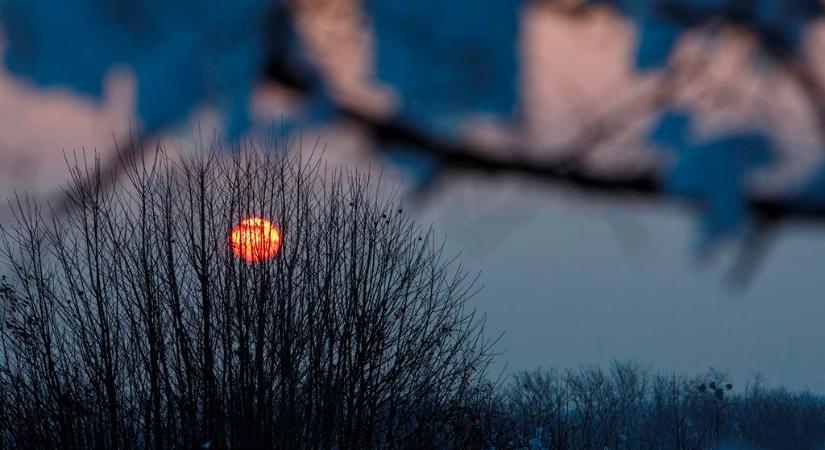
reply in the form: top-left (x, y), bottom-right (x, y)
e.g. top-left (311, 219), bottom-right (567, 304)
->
top-left (0, 138), bottom-right (494, 450)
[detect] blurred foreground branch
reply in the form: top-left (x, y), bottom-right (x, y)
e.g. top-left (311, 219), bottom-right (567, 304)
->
top-left (266, 67), bottom-right (825, 226)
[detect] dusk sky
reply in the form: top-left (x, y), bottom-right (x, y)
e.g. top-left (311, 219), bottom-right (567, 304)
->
top-left (424, 181), bottom-right (825, 392)
top-left (2, 1), bottom-right (825, 393)
top-left (2, 102), bottom-right (825, 394)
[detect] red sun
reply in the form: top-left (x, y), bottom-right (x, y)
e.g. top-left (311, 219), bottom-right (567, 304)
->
top-left (229, 217), bottom-right (282, 262)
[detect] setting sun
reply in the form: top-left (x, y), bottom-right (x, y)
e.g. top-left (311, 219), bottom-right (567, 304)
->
top-left (229, 216), bottom-right (281, 262)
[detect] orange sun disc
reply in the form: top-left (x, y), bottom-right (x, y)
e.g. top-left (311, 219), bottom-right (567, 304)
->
top-left (229, 217), bottom-right (282, 262)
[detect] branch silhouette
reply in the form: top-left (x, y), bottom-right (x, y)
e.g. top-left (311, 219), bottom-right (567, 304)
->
top-left (265, 65), bottom-right (825, 225)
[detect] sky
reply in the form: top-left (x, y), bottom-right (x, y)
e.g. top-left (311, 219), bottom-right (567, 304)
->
top-left (2, 93), bottom-right (825, 393)
top-left (1, 3), bottom-right (825, 393)
top-left (419, 179), bottom-right (825, 392)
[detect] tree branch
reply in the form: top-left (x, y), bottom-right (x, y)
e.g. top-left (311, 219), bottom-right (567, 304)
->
top-left (286, 80), bottom-right (825, 224)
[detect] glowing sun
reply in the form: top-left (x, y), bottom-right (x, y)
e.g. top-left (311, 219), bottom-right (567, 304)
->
top-left (229, 217), bottom-right (281, 262)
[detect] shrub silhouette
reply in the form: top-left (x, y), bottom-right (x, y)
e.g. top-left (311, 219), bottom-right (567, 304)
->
top-left (0, 138), bottom-right (493, 449)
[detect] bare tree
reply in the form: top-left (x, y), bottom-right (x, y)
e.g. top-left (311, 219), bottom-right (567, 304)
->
top-left (0, 135), bottom-right (495, 449)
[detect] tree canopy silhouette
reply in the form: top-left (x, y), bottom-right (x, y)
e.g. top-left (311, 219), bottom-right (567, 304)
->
top-left (0, 137), bottom-right (494, 449)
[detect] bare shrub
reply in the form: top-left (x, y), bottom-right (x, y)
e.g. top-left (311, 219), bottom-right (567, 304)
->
top-left (0, 137), bottom-right (494, 449)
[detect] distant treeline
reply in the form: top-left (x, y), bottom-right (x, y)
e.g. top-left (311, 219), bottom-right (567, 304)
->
top-left (478, 363), bottom-right (825, 450)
